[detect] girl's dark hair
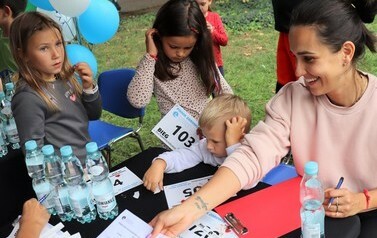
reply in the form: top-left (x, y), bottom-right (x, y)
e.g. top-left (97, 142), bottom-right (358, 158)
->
top-left (9, 12), bottom-right (82, 111)
top-left (152, 0), bottom-right (221, 95)
top-left (290, 0), bottom-right (377, 64)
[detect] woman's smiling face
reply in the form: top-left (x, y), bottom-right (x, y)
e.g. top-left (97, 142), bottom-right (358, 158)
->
top-left (289, 25), bottom-right (346, 97)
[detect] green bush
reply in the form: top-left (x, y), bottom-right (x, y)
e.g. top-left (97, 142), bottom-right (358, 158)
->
top-left (214, 0), bottom-right (274, 32)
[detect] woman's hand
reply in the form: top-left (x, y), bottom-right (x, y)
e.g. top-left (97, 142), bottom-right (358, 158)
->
top-left (149, 204), bottom-right (200, 238)
top-left (17, 198), bottom-right (50, 238)
top-left (324, 187), bottom-right (365, 218)
top-left (145, 28), bottom-right (158, 56)
top-left (74, 62), bottom-right (94, 90)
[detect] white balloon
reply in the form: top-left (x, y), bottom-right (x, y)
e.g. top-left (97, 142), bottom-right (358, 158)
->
top-left (37, 8), bottom-right (77, 42)
top-left (49, 0), bottom-right (90, 17)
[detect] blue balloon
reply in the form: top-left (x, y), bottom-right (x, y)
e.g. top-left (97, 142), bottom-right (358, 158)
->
top-left (66, 44), bottom-right (98, 77)
top-left (28, 0), bottom-right (54, 11)
top-left (78, 0), bottom-right (120, 44)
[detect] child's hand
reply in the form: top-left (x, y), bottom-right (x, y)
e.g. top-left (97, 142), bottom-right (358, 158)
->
top-left (225, 116), bottom-right (247, 147)
top-left (145, 28), bottom-right (158, 56)
top-left (74, 62), bottom-right (94, 90)
top-left (143, 159), bottom-right (166, 193)
top-left (206, 21), bottom-right (214, 33)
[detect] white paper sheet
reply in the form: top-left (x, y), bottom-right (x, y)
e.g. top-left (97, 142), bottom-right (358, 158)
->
top-left (179, 211), bottom-right (238, 238)
top-left (109, 166), bottom-right (143, 196)
top-left (163, 176), bottom-right (212, 209)
top-left (97, 209), bottom-right (167, 238)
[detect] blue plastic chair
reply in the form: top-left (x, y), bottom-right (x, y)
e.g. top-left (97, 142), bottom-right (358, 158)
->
top-left (88, 68), bottom-right (145, 168)
top-left (262, 163), bottom-right (298, 185)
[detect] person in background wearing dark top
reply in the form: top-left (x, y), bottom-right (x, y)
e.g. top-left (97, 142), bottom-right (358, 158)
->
top-left (148, 0), bottom-right (377, 237)
top-left (272, 0), bottom-right (302, 93)
top-left (0, 0), bottom-right (26, 73)
top-left (16, 198), bottom-right (50, 238)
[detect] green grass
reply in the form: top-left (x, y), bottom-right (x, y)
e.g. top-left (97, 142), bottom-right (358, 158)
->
top-left (92, 3), bottom-right (377, 166)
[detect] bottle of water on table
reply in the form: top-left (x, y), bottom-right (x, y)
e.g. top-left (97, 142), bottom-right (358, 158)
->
top-left (25, 140), bottom-right (44, 179)
top-left (0, 91), bottom-right (9, 145)
top-left (85, 142), bottom-right (118, 220)
top-left (61, 145), bottom-right (96, 223)
top-left (25, 140), bottom-right (56, 214)
top-left (43, 144), bottom-right (74, 221)
top-left (32, 176), bottom-right (56, 215)
top-left (300, 161), bottom-right (325, 238)
top-left (1, 107), bottom-right (20, 149)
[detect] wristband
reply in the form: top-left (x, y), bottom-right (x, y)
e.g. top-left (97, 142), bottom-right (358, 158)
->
top-left (363, 189), bottom-right (371, 209)
top-left (83, 84), bottom-right (98, 95)
top-left (149, 53), bottom-right (158, 61)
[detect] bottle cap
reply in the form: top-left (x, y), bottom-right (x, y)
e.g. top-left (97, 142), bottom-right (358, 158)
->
top-left (60, 145), bottom-right (73, 157)
top-left (304, 161), bottom-right (318, 175)
top-left (5, 82), bottom-right (14, 91)
top-left (25, 140), bottom-right (37, 151)
top-left (0, 91), bottom-right (5, 100)
top-left (42, 144), bottom-right (54, 156)
top-left (86, 142), bottom-right (98, 153)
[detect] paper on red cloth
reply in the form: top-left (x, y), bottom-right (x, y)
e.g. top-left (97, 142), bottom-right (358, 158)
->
top-left (215, 177), bottom-right (301, 238)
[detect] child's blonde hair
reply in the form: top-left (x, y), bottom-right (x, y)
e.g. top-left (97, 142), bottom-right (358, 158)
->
top-left (199, 94), bottom-right (251, 132)
top-left (9, 11), bottom-right (82, 111)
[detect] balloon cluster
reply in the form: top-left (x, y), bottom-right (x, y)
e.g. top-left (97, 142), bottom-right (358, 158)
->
top-left (27, 0), bottom-right (120, 77)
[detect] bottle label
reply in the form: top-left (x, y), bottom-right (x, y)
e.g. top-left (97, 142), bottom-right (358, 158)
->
top-left (303, 223), bottom-right (321, 238)
top-left (95, 193), bottom-right (116, 212)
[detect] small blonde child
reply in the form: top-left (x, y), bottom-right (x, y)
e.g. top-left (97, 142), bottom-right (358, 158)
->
top-left (196, 0), bottom-right (228, 76)
top-left (143, 94), bottom-right (252, 193)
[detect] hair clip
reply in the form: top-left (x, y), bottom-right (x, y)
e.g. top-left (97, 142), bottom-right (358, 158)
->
top-left (351, 3), bottom-right (356, 8)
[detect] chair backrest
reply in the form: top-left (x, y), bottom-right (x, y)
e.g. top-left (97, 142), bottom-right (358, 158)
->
top-left (98, 68), bottom-right (145, 118)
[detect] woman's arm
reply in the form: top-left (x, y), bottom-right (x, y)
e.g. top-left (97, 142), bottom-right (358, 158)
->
top-left (149, 166), bottom-right (241, 237)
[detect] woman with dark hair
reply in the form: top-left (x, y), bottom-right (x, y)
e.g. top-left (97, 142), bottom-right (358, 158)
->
top-left (127, 0), bottom-right (233, 120)
top-left (148, 0), bottom-right (377, 237)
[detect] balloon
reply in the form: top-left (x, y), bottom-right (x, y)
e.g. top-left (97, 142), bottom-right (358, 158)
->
top-left (29, 0), bottom-right (54, 11)
top-left (25, 1), bottom-right (37, 12)
top-left (78, 0), bottom-right (119, 44)
top-left (66, 44), bottom-right (98, 77)
top-left (37, 8), bottom-right (77, 42)
top-left (49, 0), bottom-right (90, 17)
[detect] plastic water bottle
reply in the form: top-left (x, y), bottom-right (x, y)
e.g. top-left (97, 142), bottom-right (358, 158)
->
top-left (1, 107), bottom-right (20, 149)
top-left (300, 161), bottom-right (325, 238)
top-left (85, 142), bottom-right (118, 220)
top-left (61, 145), bottom-right (96, 223)
top-left (32, 177), bottom-right (56, 215)
top-left (25, 140), bottom-right (44, 179)
top-left (43, 144), bottom-right (74, 222)
top-left (0, 91), bottom-right (9, 145)
top-left (5, 82), bottom-right (15, 103)
top-left (0, 129), bottom-right (7, 157)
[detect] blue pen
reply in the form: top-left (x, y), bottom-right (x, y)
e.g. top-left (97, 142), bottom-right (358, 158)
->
top-left (327, 177), bottom-right (344, 208)
top-left (38, 191), bottom-right (51, 204)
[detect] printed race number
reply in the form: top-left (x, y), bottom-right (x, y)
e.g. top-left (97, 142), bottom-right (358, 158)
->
top-left (152, 104), bottom-right (199, 150)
